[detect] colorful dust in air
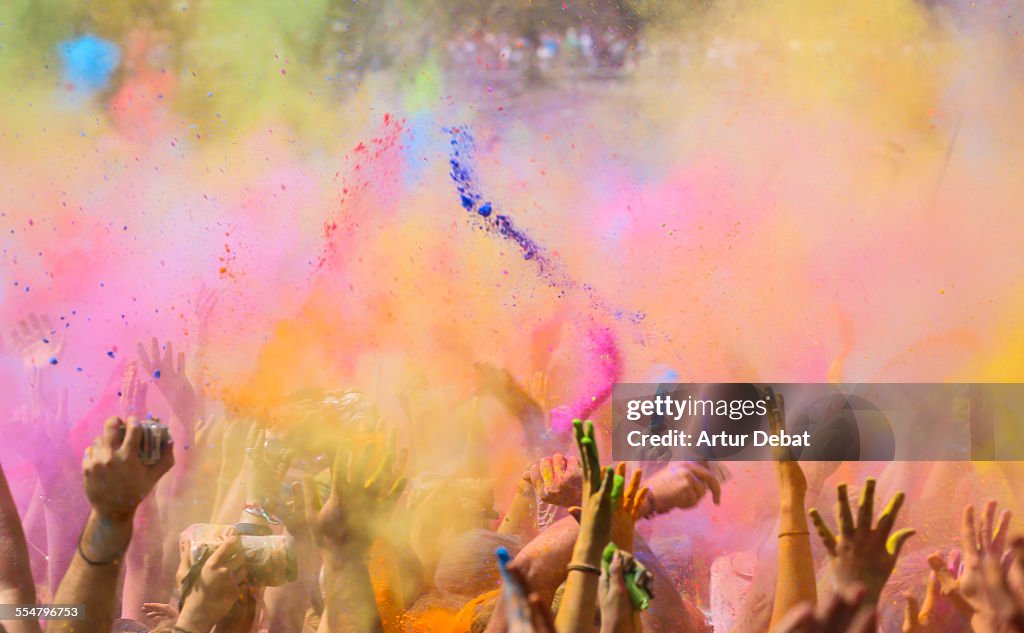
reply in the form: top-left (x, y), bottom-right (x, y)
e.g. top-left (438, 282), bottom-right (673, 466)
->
top-left (0, 0), bottom-right (1024, 593)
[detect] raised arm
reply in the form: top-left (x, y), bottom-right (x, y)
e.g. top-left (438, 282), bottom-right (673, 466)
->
top-left (304, 434), bottom-right (406, 633)
top-left (555, 419), bottom-right (615, 633)
top-left (807, 477), bottom-right (915, 605)
top-left (0, 460), bottom-right (40, 633)
top-left (766, 390), bottom-right (817, 629)
top-left (51, 416), bottom-right (175, 633)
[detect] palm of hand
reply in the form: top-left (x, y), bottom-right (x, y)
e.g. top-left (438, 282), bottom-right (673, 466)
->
top-left (809, 479), bottom-right (915, 602)
top-left (306, 437), bottom-right (407, 550)
top-left (930, 502), bottom-right (1014, 617)
top-left (11, 313), bottom-right (64, 368)
top-left (831, 534), bottom-right (898, 597)
top-left (315, 494), bottom-right (361, 546)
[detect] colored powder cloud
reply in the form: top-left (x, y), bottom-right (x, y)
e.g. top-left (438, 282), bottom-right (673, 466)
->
top-left (58, 35), bottom-right (120, 93)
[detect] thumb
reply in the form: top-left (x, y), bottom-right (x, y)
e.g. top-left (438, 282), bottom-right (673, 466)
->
top-left (887, 528), bottom-right (916, 558)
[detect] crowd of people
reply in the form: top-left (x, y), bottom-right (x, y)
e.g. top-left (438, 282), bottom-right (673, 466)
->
top-left (1, 314), bottom-right (1024, 633)
top-left (445, 26), bottom-right (640, 78)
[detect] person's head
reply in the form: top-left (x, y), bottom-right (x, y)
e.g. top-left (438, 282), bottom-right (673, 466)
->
top-left (111, 620), bottom-right (149, 633)
top-left (434, 529), bottom-right (523, 597)
top-left (453, 589), bottom-right (499, 633)
top-left (408, 476), bottom-right (497, 570)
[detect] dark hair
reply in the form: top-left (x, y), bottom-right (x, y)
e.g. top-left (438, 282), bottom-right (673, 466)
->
top-left (112, 619), bottom-right (150, 633)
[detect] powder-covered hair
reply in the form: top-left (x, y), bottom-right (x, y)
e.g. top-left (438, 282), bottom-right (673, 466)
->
top-left (433, 529), bottom-right (523, 597)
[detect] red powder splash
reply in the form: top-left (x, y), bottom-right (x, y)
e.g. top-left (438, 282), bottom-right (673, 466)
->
top-left (317, 114), bottom-right (407, 272)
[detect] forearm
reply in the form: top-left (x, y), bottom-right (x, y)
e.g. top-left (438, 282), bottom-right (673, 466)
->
top-left (554, 534), bottom-right (603, 633)
top-left (51, 510), bottom-right (133, 633)
top-left (0, 464), bottom-right (36, 597)
top-left (37, 454), bottom-right (87, 592)
top-left (212, 471), bottom-right (246, 525)
top-left (122, 497), bottom-right (165, 621)
top-left (266, 538), bottom-right (319, 633)
top-left (497, 484), bottom-right (535, 537)
top-left (42, 504), bottom-right (78, 595)
top-left (769, 493), bottom-right (816, 629)
top-left (0, 464), bottom-right (40, 633)
top-left (320, 549), bottom-right (382, 633)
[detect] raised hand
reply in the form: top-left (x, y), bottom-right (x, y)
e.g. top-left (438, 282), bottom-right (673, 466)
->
top-left (640, 461), bottom-right (721, 516)
top-left (526, 453), bottom-right (582, 508)
top-left (555, 419), bottom-right (616, 633)
top-left (609, 463), bottom-right (648, 552)
top-left (773, 585), bottom-right (877, 633)
top-left (305, 434), bottom-right (406, 633)
top-left (137, 337), bottom-right (197, 425)
top-left (176, 529), bottom-right (249, 633)
top-left (10, 313), bottom-right (64, 369)
top-left (303, 433), bottom-right (407, 553)
top-left (599, 549), bottom-right (641, 633)
top-left (51, 417), bottom-right (174, 633)
top-left (928, 502), bottom-right (1014, 620)
top-left (768, 388), bottom-right (817, 629)
top-left (7, 368), bottom-right (69, 460)
top-left (574, 419), bottom-right (616, 557)
top-left (767, 389), bottom-right (806, 496)
top-left (140, 602), bottom-right (179, 627)
top-left (902, 563), bottom-right (964, 633)
top-left (808, 478), bottom-right (915, 603)
top-left (82, 416), bottom-right (175, 524)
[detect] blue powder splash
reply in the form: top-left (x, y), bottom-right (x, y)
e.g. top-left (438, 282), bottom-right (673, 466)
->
top-left (446, 127), bottom-right (544, 264)
top-left (444, 125), bottom-right (644, 325)
top-left (59, 35), bottom-right (121, 93)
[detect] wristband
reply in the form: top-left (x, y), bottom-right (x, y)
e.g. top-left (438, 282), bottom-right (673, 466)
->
top-left (567, 563), bottom-right (602, 576)
top-left (77, 532), bottom-right (123, 566)
top-left (778, 530), bottom-right (810, 538)
top-left (243, 502), bottom-right (281, 525)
